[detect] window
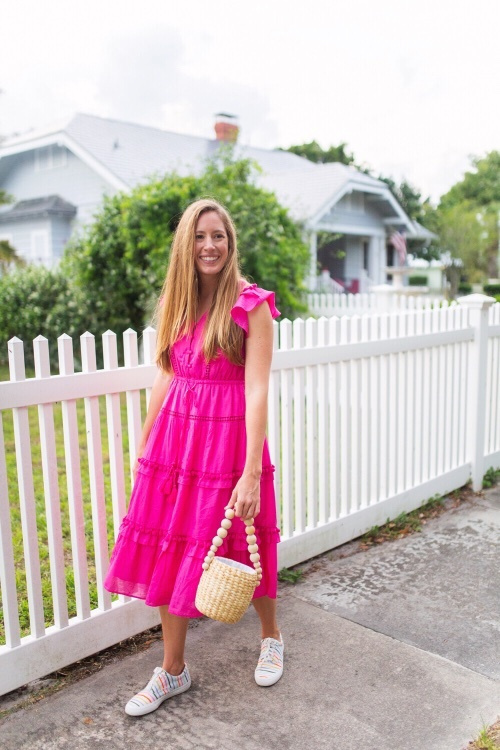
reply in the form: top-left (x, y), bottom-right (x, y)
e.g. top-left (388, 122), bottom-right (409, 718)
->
top-left (34, 145), bottom-right (67, 171)
top-left (363, 241), bottom-right (369, 270)
top-left (30, 230), bottom-right (50, 262)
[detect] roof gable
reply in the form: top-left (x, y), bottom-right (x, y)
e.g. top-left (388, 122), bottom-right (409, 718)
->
top-left (259, 162), bottom-right (414, 232)
top-left (1, 113), bottom-right (313, 190)
top-left (0, 113), bottom-right (421, 235)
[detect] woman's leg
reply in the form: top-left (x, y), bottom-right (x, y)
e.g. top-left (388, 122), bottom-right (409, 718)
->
top-left (252, 596), bottom-right (281, 640)
top-left (158, 606), bottom-right (189, 675)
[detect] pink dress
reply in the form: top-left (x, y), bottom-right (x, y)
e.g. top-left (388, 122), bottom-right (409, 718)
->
top-left (104, 284), bottom-right (281, 617)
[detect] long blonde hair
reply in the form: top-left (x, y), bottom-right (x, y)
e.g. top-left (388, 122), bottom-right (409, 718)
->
top-left (154, 199), bottom-right (246, 372)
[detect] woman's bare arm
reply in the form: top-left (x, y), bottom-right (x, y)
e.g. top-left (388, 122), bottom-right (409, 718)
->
top-left (226, 303), bottom-right (274, 519)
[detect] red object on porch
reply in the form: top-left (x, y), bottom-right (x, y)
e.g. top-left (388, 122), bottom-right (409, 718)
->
top-left (349, 279), bottom-right (360, 294)
top-left (332, 278), bottom-right (359, 294)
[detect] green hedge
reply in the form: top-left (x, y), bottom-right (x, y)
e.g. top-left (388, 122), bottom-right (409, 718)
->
top-left (458, 282), bottom-right (472, 293)
top-left (0, 266), bottom-right (86, 367)
top-left (483, 283), bottom-right (500, 296)
top-left (408, 275), bottom-right (428, 286)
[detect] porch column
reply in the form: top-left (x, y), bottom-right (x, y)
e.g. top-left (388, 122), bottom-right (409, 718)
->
top-left (368, 236), bottom-right (377, 283)
top-left (377, 235), bottom-right (387, 283)
top-left (309, 230), bottom-right (318, 290)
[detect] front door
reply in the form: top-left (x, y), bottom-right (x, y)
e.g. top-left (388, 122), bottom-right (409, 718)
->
top-left (318, 236), bottom-right (346, 284)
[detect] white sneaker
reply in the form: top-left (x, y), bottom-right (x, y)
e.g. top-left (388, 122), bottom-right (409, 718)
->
top-left (125, 665), bottom-right (191, 716)
top-left (254, 634), bottom-right (284, 686)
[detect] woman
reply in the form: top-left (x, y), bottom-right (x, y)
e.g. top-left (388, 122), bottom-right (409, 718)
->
top-left (104, 198), bottom-right (284, 716)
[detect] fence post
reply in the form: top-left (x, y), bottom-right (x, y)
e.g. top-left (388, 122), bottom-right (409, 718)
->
top-left (458, 293), bottom-right (496, 490)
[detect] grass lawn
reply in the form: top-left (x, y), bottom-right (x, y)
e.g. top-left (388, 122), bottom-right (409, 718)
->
top-left (0, 363), bottom-right (146, 645)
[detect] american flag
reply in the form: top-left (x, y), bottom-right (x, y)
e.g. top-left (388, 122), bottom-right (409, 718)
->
top-left (390, 230), bottom-right (407, 265)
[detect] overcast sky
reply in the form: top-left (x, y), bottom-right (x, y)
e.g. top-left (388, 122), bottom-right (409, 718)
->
top-left (1, 0), bottom-right (498, 204)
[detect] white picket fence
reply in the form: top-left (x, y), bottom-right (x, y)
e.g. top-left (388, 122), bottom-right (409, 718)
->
top-left (1, 293), bottom-right (499, 695)
top-left (307, 290), bottom-right (444, 318)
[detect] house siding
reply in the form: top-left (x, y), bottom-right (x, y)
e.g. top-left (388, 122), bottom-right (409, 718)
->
top-left (1, 215), bottom-right (75, 267)
top-left (321, 192), bottom-right (386, 233)
top-left (0, 147), bottom-right (116, 226)
top-left (50, 216), bottom-right (74, 260)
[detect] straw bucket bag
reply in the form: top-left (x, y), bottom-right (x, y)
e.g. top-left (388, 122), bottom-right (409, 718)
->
top-left (195, 508), bottom-right (262, 624)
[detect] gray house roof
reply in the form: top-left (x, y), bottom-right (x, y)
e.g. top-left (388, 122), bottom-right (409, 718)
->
top-left (1, 113), bottom-right (314, 189)
top-left (0, 113), bottom-right (435, 241)
top-left (260, 163), bottom-right (391, 223)
top-left (0, 195), bottom-right (77, 223)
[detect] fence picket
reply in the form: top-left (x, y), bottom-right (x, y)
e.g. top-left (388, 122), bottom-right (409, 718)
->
top-left (292, 319), bottom-right (306, 533)
top-left (328, 317), bottom-right (341, 519)
top-left (360, 316), bottom-right (371, 508)
top-left (317, 318), bottom-right (329, 523)
top-left (349, 316), bottom-right (361, 512)
top-left (429, 309), bottom-right (441, 479)
top-left (396, 314), bottom-right (407, 494)
top-left (305, 318), bottom-right (318, 527)
top-left (81, 332), bottom-right (111, 612)
top-left (279, 320), bottom-right (293, 539)
top-left (413, 309), bottom-right (424, 486)
top-left (268, 321), bottom-right (281, 531)
top-left (436, 308), bottom-right (448, 475)
top-left (378, 315), bottom-right (390, 501)
top-left (0, 412), bottom-right (21, 647)
top-left (102, 332), bottom-right (127, 539)
top-left (8, 337), bottom-right (45, 638)
top-left (388, 315), bottom-right (399, 497)
top-left (58, 335), bottom-right (91, 620)
top-left (368, 315), bottom-right (380, 505)
top-left (142, 327), bottom-right (158, 412)
top-left (339, 317), bottom-right (350, 515)
top-left (458, 306), bottom-right (469, 467)
top-left (123, 329), bottom-right (142, 483)
top-left (34, 336), bottom-right (69, 629)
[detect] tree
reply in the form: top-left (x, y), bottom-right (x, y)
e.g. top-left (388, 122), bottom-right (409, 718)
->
top-left (62, 153), bottom-right (309, 342)
top-left (437, 152), bottom-right (500, 279)
top-left (282, 140), bottom-right (355, 166)
top-left (377, 176), bottom-right (428, 224)
top-left (436, 204), bottom-right (491, 283)
top-left (439, 151), bottom-right (500, 211)
top-left (0, 189), bottom-right (26, 273)
top-left (0, 239), bottom-right (25, 274)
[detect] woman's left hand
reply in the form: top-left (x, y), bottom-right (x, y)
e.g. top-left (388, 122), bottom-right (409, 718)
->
top-left (226, 472), bottom-right (261, 520)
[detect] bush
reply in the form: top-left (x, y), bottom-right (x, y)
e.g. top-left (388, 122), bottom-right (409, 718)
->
top-left (408, 275), bottom-right (428, 286)
top-left (458, 282), bottom-right (472, 293)
top-left (483, 283), bottom-right (500, 296)
top-left (62, 154), bottom-right (310, 337)
top-left (0, 266), bottom-right (86, 367)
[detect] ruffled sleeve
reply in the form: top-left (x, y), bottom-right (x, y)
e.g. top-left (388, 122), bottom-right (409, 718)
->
top-left (230, 283), bottom-right (280, 335)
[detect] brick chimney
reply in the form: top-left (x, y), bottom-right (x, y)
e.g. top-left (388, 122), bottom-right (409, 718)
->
top-left (214, 113), bottom-right (239, 143)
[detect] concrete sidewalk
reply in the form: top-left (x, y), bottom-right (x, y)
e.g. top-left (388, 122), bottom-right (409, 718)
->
top-left (0, 488), bottom-right (499, 750)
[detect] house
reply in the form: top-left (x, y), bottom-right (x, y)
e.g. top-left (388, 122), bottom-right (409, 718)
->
top-left (0, 112), bottom-right (435, 289)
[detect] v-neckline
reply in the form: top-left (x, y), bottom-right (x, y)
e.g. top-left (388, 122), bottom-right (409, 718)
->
top-left (195, 310), bottom-right (208, 325)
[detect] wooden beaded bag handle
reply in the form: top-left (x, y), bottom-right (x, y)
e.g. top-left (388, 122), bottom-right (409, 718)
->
top-left (202, 507), bottom-right (262, 578)
top-left (195, 507), bottom-right (263, 624)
